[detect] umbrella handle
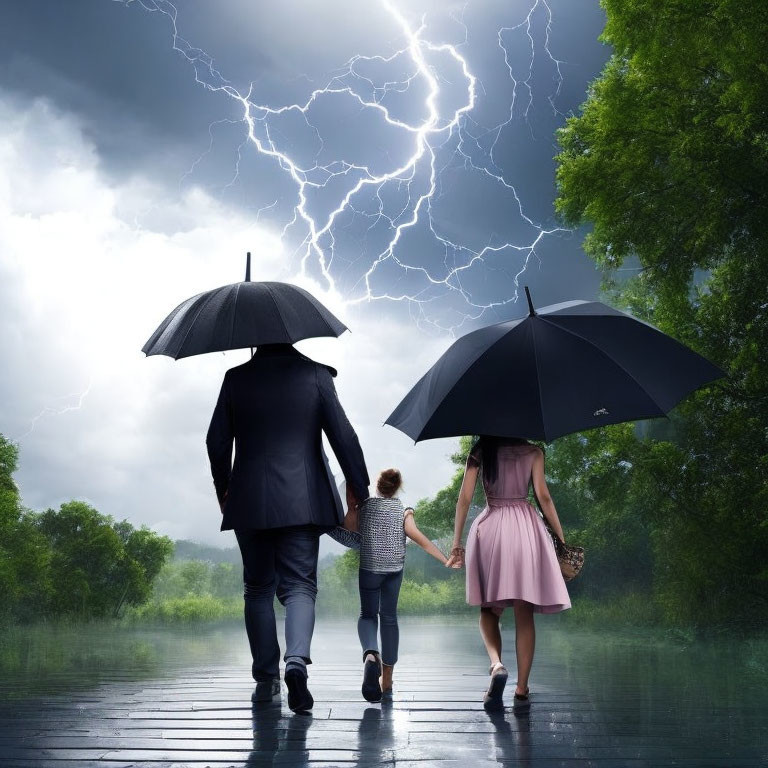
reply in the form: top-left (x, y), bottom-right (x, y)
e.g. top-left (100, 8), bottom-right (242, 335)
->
top-left (524, 286), bottom-right (535, 316)
top-left (247, 252), bottom-right (252, 357)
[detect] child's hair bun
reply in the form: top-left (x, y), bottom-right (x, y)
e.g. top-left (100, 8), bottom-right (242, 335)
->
top-left (377, 468), bottom-right (403, 497)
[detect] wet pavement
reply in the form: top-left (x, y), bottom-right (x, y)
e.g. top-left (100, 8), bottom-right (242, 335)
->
top-left (0, 618), bottom-right (766, 766)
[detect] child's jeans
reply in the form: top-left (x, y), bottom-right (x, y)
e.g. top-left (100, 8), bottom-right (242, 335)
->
top-left (357, 567), bottom-right (404, 666)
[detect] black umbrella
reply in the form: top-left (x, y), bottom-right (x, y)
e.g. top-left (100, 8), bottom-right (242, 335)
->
top-left (142, 253), bottom-right (347, 359)
top-left (386, 287), bottom-right (724, 443)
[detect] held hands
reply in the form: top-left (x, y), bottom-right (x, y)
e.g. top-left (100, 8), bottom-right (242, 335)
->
top-left (343, 486), bottom-right (361, 532)
top-left (342, 511), bottom-right (359, 532)
top-left (445, 545), bottom-right (465, 569)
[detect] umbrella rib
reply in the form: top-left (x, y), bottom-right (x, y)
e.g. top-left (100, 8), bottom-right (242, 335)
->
top-left (263, 284), bottom-right (291, 342)
top-left (175, 287), bottom-right (225, 359)
top-left (303, 295), bottom-right (336, 337)
top-left (142, 290), bottom-right (203, 354)
top-left (416, 321), bottom-right (524, 440)
top-left (538, 316), bottom-right (669, 415)
top-left (529, 321), bottom-right (548, 442)
top-left (295, 286), bottom-right (337, 336)
top-left (229, 282), bottom-right (241, 348)
top-left (318, 305), bottom-right (337, 336)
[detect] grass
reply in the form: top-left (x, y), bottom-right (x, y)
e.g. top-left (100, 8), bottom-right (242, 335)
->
top-left (124, 595), bottom-right (243, 624)
top-left (559, 591), bottom-right (663, 628)
top-left (316, 574), bottom-right (472, 616)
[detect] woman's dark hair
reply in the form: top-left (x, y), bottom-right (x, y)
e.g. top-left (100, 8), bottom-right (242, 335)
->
top-left (377, 468), bottom-right (403, 497)
top-left (472, 435), bottom-right (529, 484)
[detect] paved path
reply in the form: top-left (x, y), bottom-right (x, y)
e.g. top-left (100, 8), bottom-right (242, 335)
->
top-left (0, 620), bottom-right (765, 766)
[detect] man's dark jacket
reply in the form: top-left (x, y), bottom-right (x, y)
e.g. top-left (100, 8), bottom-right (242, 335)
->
top-left (206, 345), bottom-right (369, 531)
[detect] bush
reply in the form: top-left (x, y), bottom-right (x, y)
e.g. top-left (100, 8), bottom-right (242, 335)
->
top-left (125, 595), bottom-right (242, 624)
top-left (398, 577), bottom-right (470, 615)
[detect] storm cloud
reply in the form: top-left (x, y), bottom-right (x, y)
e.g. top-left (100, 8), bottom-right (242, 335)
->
top-left (0, 0), bottom-right (609, 547)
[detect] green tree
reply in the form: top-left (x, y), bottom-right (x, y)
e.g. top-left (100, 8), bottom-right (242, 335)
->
top-left (0, 436), bottom-right (174, 623)
top-left (36, 502), bottom-right (128, 618)
top-left (114, 523), bottom-right (174, 615)
top-left (543, 426), bottom-right (654, 602)
top-left (0, 436), bottom-right (19, 494)
top-left (0, 435), bottom-right (51, 622)
top-left (177, 560), bottom-right (212, 596)
top-left (413, 436), bottom-right (485, 537)
top-left (556, 0), bottom-right (768, 297)
top-left (555, 0), bottom-right (768, 627)
top-left (0, 436), bottom-right (23, 612)
top-left (32, 501), bottom-right (173, 619)
top-left (210, 562), bottom-right (242, 598)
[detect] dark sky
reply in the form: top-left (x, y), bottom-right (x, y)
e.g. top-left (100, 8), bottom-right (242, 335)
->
top-left (0, 0), bottom-right (611, 543)
top-left (0, 0), bottom-right (609, 324)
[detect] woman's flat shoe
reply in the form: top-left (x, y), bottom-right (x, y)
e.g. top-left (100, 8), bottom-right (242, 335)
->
top-left (513, 687), bottom-right (531, 713)
top-left (362, 656), bottom-right (382, 702)
top-left (483, 663), bottom-right (508, 711)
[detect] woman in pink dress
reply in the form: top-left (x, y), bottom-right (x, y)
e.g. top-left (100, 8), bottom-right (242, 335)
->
top-left (445, 436), bottom-right (570, 711)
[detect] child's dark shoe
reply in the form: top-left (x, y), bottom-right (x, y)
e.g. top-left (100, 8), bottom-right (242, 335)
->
top-left (362, 652), bottom-right (383, 703)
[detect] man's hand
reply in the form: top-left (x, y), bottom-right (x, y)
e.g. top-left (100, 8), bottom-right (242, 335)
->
top-left (344, 486), bottom-right (360, 531)
top-left (219, 492), bottom-right (228, 515)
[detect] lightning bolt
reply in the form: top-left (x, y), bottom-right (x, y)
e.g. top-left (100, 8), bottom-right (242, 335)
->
top-left (119, 0), bottom-right (569, 334)
top-left (15, 379), bottom-right (93, 441)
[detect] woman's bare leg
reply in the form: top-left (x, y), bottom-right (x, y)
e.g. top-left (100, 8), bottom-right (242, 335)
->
top-left (479, 607), bottom-right (503, 667)
top-left (513, 600), bottom-right (535, 694)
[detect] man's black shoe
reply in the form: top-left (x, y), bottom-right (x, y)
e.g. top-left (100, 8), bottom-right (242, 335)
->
top-left (285, 667), bottom-right (314, 713)
top-left (251, 678), bottom-right (281, 702)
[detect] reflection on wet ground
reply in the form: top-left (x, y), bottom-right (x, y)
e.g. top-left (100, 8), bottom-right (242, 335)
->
top-left (0, 617), bottom-right (766, 766)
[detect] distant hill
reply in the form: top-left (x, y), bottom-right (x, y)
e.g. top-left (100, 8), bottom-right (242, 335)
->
top-left (173, 539), bottom-right (241, 564)
top-left (174, 542), bottom-right (343, 569)
top-left (172, 535), bottom-right (449, 577)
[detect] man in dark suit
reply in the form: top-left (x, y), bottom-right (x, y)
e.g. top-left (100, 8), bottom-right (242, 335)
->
top-left (206, 343), bottom-right (369, 712)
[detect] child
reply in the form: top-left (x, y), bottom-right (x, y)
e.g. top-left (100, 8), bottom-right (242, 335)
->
top-left (356, 468), bottom-right (448, 702)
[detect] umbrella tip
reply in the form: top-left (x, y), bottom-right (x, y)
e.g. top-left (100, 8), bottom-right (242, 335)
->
top-left (245, 252), bottom-right (251, 282)
top-left (524, 286), bottom-right (535, 316)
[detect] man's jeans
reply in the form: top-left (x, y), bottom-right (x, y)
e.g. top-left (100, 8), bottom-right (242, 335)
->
top-left (357, 567), bottom-right (404, 666)
top-left (235, 525), bottom-right (321, 682)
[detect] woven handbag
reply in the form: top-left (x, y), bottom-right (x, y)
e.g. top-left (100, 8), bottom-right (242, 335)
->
top-left (532, 493), bottom-right (585, 582)
top-left (548, 529), bottom-right (585, 582)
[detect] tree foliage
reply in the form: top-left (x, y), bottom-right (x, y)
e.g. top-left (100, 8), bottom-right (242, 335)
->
top-left (556, 0), bottom-right (768, 296)
top-left (413, 436), bottom-right (484, 537)
top-left (0, 434), bottom-right (173, 622)
top-left (0, 436), bottom-right (51, 622)
top-left (553, 0), bottom-right (768, 628)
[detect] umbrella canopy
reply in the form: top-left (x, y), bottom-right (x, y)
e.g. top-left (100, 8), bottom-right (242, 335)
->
top-left (142, 254), bottom-right (347, 359)
top-left (386, 288), bottom-right (724, 443)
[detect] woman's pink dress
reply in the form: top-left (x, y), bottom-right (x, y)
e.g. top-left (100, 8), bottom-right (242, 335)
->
top-left (465, 443), bottom-right (571, 614)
